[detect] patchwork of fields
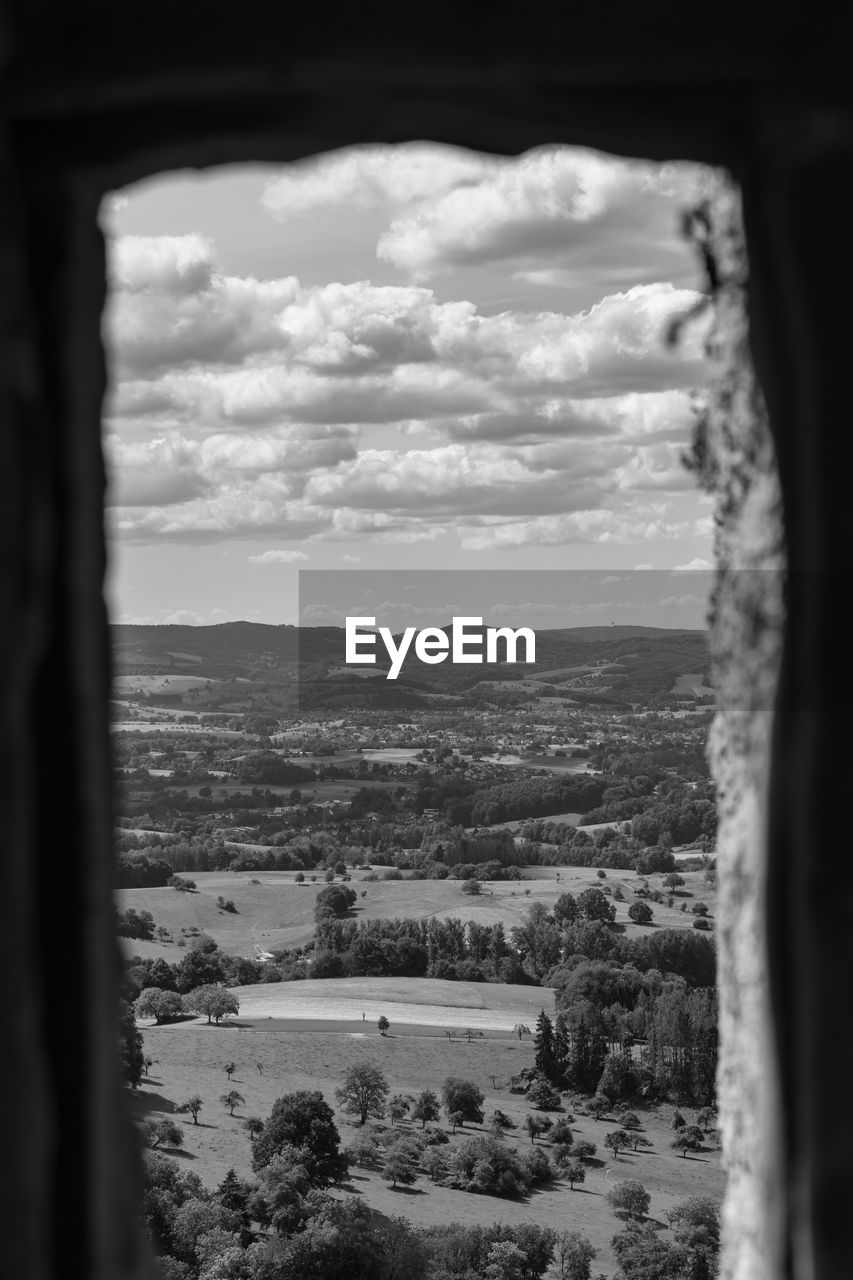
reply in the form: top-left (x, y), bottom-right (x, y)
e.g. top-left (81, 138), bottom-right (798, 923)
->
top-left (119, 864), bottom-right (718, 959)
top-left (131, 986), bottom-right (724, 1277)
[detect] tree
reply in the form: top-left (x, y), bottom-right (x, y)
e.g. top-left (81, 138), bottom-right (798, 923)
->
top-left (313, 883), bottom-right (357, 921)
top-left (389, 1094), bottom-right (410, 1125)
top-left (527, 1077), bottom-right (562, 1109)
top-left (697, 1107), bottom-right (716, 1132)
top-left (183, 985), bottom-right (239, 1025)
top-left (295, 872), bottom-right (305, 884)
top-left (553, 892), bottom-right (579, 926)
top-left (607, 1179), bottom-right (650, 1221)
top-left (135, 987), bottom-right (184, 1024)
top-left (549, 1117), bottom-right (573, 1147)
top-left (144, 1118), bottom-right (184, 1150)
top-left (411, 1089), bottom-right (440, 1128)
top-left (377, 1015), bottom-right (390, 1036)
top-left (630, 1134), bottom-right (653, 1154)
top-left (572, 1139), bottom-right (597, 1162)
top-left (335, 1062), bottom-right (390, 1125)
top-left (663, 872), bottom-right (685, 892)
top-left (552, 1231), bottom-right (595, 1280)
top-left (221, 1090), bottom-right (244, 1116)
top-left (526, 1114), bottom-right (552, 1144)
top-left (251, 1091), bottom-right (347, 1186)
top-left (561, 1158), bottom-right (587, 1191)
top-left (604, 1129), bottom-right (631, 1158)
top-left (442, 1077), bottom-right (484, 1126)
top-left (384, 1142), bottom-right (420, 1188)
top-left (672, 1131), bottom-right (703, 1158)
top-left (422, 1147), bottom-right (450, 1182)
top-left (178, 1094), bottom-right (203, 1125)
top-left (576, 888), bottom-right (616, 923)
top-left (627, 900), bottom-right (654, 925)
top-left (224, 1062), bottom-right (236, 1080)
top-left (491, 1109), bottom-right (517, 1137)
top-left (118, 999), bottom-right (145, 1089)
top-left (533, 1010), bottom-right (559, 1083)
top-left (243, 1116), bottom-right (264, 1142)
top-left (512, 1023), bottom-right (531, 1040)
top-left (671, 1195), bottom-right (721, 1252)
top-left (346, 1131), bottom-right (380, 1170)
top-left (589, 1092), bottom-right (610, 1119)
top-left (484, 1241), bottom-right (527, 1280)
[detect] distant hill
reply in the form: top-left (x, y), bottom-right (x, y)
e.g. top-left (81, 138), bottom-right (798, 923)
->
top-left (110, 621), bottom-right (710, 714)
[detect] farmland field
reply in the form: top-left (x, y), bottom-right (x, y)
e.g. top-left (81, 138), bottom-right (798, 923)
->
top-left (119, 865), bottom-right (718, 959)
top-left (131, 981), bottom-right (724, 1277)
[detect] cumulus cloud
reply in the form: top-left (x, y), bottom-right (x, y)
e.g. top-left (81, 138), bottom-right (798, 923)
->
top-left (104, 148), bottom-right (710, 558)
top-left (262, 144), bottom-right (494, 216)
top-left (248, 549), bottom-right (308, 563)
top-left (674, 558), bottom-right (713, 571)
top-left (376, 147), bottom-right (702, 283)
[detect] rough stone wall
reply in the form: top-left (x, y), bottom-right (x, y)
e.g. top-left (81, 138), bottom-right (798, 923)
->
top-left (684, 177), bottom-right (786, 1280)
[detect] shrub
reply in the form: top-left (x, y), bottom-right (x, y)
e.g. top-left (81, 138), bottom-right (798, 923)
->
top-left (448, 1136), bottom-right (531, 1197)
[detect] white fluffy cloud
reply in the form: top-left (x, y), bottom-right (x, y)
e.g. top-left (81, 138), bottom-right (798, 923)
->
top-left (105, 146), bottom-right (711, 555)
top-left (248, 549), bottom-right (308, 563)
top-left (261, 144), bottom-right (494, 216)
top-left (376, 148), bottom-right (702, 282)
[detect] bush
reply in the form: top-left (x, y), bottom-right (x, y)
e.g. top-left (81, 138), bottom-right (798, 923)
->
top-left (522, 1146), bottom-right (552, 1184)
top-left (448, 1135), bottom-right (531, 1197)
top-left (527, 1077), bottom-right (563, 1110)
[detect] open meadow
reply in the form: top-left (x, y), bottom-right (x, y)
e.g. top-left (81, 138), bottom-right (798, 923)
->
top-left (131, 981), bottom-right (724, 1277)
top-left (119, 864), bottom-right (717, 960)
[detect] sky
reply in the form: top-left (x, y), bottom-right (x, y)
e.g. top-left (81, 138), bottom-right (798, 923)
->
top-left (101, 144), bottom-right (715, 628)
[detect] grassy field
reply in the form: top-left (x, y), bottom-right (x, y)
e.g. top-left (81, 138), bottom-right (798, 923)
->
top-left (232, 976), bottom-right (555, 1029)
top-left (130, 997), bottom-right (724, 1276)
top-left (116, 860), bottom-right (712, 962)
top-left (119, 865), bottom-right (718, 960)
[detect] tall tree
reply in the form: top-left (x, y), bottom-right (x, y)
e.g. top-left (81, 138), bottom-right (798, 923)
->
top-left (335, 1062), bottom-right (390, 1125)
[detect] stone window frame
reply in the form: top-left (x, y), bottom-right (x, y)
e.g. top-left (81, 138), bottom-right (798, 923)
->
top-left (2, 18), bottom-right (846, 1279)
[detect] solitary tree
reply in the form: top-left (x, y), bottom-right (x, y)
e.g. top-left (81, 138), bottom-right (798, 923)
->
top-left (527, 1077), bottom-right (562, 1110)
top-left (604, 1129), bottom-right (631, 1158)
top-left (561, 1158), bottom-right (587, 1191)
top-left (411, 1089), bottom-right (441, 1128)
top-left (572, 1139), bottom-right (597, 1162)
top-left (377, 1015), bottom-right (390, 1036)
top-left (512, 1024), bottom-right (531, 1041)
top-left (178, 1094), bottom-right (203, 1125)
top-left (335, 1061), bottom-right (390, 1125)
top-left (244, 1116), bottom-right (264, 1142)
top-left (627, 901), bottom-right (654, 925)
top-left (224, 1062), bottom-right (236, 1081)
top-left (221, 1090), bottom-right (245, 1116)
top-left (144, 1118), bottom-right (184, 1150)
top-left (630, 1134), bottom-right (653, 1154)
top-left (607, 1179), bottom-right (651, 1221)
top-left (671, 1128), bottom-right (703, 1158)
